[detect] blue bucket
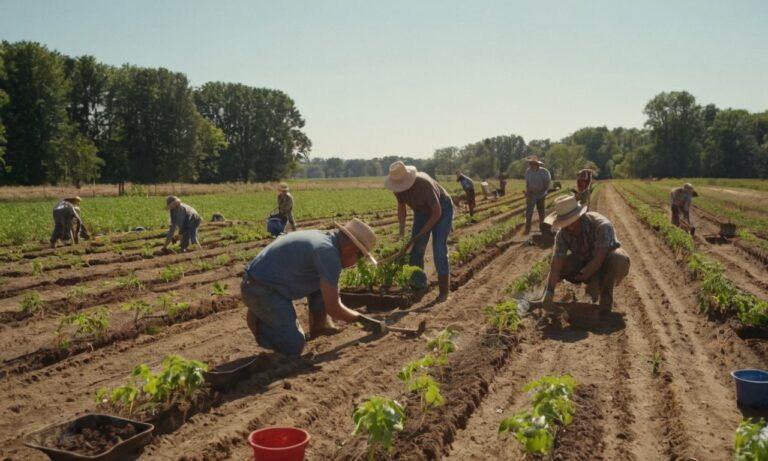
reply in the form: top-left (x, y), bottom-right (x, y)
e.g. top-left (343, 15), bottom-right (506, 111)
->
top-left (731, 369), bottom-right (768, 408)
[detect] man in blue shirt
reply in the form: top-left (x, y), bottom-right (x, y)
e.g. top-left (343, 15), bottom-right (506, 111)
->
top-left (456, 171), bottom-right (476, 216)
top-left (241, 218), bottom-right (386, 356)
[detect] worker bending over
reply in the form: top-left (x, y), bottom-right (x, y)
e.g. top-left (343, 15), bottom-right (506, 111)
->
top-left (670, 183), bottom-right (695, 231)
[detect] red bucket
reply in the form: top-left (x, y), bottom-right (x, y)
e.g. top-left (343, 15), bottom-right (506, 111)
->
top-left (248, 427), bottom-right (310, 461)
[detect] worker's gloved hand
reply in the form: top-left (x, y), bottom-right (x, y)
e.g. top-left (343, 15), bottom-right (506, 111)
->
top-left (357, 314), bottom-right (387, 334)
top-left (541, 288), bottom-right (556, 313)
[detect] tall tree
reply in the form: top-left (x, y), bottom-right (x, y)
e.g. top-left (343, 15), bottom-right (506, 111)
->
top-left (0, 41), bottom-right (70, 185)
top-left (701, 109), bottom-right (762, 177)
top-left (643, 91), bottom-right (703, 177)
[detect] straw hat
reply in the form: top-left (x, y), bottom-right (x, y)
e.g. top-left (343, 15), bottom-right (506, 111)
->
top-left (544, 195), bottom-right (587, 229)
top-left (336, 218), bottom-right (378, 265)
top-left (683, 183), bottom-right (695, 193)
top-left (526, 155), bottom-right (544, 165)
top-left (65, 196), bottom-right (82, 204)
top-left (384, 161), bottom-right (418, 193)
top-left (278, 182), bottom-right (290, 192)
top-left (166, 195), bottom-right (181, 210)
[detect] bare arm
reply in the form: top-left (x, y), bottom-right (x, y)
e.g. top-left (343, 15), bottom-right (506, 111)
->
top-left (546, 256), bottom-right (565, 292)
top-left (320, 281), bottom-right (360, 323)
top-left (397, 201), bottom-right (407, 237)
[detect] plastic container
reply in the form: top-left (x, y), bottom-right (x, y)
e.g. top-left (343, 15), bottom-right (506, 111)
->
top-left (23, 413), bottom-right (154, 461)
top-left (248, 427), bottom-right (310, 461)
top-left (731, 369), bottom-right (768, 408)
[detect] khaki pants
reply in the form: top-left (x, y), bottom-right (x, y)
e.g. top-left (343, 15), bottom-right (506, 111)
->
top-left (559, 248), bottom-right (630, 303)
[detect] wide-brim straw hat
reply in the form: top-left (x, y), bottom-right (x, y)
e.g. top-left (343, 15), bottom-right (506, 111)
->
top-left (166, 195), bottom-right (181, 210)
top-left (384, 161), bottom-right (418, 193)
top-left (683, 183), bottom-right (695, 193)
top-left (278, 182), bottom-right (290, 192)
top-left (545, 195), bottom-right (587, 229)
top-left (336, 218), bottom-right (378, 265)
top-left (65, 196), bottom-right (82, 203)
top-left (526, 155), bottom-right (544, 165)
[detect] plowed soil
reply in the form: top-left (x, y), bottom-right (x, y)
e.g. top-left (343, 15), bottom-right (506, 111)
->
top-left (1, 184), bottom-right (766, 461)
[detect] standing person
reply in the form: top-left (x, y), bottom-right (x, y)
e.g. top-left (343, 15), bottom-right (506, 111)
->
top-left (574, 168), bottom-right (594, 209)
top-left (386, 161), bottom-right (454, 303)
top-left (524, 155), bottom-right (552, 234)
top-left (498, 172), bottom-right (508, 196)
top-left (670, 183), bottom-right (695, 231)
top-left (241, 218), bottom-right (386, 356)
top-left (50, 196), bottom-right (85, 248)
top-left (277, 182), bottom-right (297, 232)
top-left (455, 171), bottom-right (476, 216)
top-left (162, 195), bottom-right (202, 252)
top-left (540, 195), bottom-right (630, 311)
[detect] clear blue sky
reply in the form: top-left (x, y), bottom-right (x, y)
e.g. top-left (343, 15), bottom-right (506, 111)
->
top-left (1, 0), bottom-right (766, 159)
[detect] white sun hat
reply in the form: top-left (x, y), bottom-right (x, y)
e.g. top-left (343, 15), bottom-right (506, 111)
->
top-left (544, 195), bottom-right (587, 229)
top-left (336, 218), bottom-right (378, 265)
top-left (384, 161), bottom-right (418, 193)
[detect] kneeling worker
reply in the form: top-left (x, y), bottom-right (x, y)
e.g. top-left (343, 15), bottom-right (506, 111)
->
top-left (241, 218), bottom-right (386, 356)
top-left (541, 195), bottom-right (630, 311)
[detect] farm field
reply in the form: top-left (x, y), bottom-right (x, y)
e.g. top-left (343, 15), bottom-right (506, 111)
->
top-left (0, 179), bottom-right (766, 460)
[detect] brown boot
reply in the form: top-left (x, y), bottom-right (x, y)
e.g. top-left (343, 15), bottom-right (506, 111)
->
top-left (435, 274), bottom-right (450, 303)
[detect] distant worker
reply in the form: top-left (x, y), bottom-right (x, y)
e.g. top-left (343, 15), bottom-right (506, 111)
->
top-left (541, 195), bottom-right (630, 311)
top-left (574, 168), bottom-right (594, 209)
top-left (524, 155), bottom-right (551, 234)
top-left (386, 161), bottom-right (454, 303)
top-left (455, 171), bottom-right (476, 216)
top-left (670, 183), bottom-right (695, 233)
top-left (277, 182), bottom-right (297, 231)
top-left (163, 195), bottom-right (202, 252)
top-left (50, 196), bottom-right (88, 248)
top-left (498, 172), bottom-right (508, 196)
top-left (241, 218), bottom-right (386, 356)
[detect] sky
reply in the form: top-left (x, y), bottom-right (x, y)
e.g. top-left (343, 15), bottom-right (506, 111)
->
top-left (1, 0), bottom-right (767, 159)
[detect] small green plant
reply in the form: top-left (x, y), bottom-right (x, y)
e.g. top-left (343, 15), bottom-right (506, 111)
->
top-left (155, 292), bottom-right (190, 317)
top-left (196, 259), bottom-right (213, 271)
top-left (213, 254), bottom-right (230, 266)
top-left (352, 396), bottom-right (406, 461)
top-left (484, 300), bottom-right (521, 333)
top-left (141, 245), bottom-right (154, 258)
top-left (426, 327), bottom-right (457, 369)
top-left (66, 286), bottom-right (88, 302)
top-left (115, 272), bottom-right (144, 292)
top-left (211, 281), bottom-right (228, 296)
top-left (158, 264), bottom-right (185, 283)
top-left (31, 260), bottom-right (43, 276)
top-left (121, 299), bottom-right (154, 330)
top-left (648, 351), bottom-right (662, 376)
top-left (20, 292), bottom-right (43, 315)
top-left (734, 418), bottom-right (768, 461)
top-left (56, 306), bottom-right (110, 348)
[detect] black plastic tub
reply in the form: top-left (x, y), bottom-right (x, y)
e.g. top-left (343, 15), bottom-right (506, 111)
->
top-left (23, 413), bottom-right (154, 461)
top-left (204, 355), bottom-right (265, 390)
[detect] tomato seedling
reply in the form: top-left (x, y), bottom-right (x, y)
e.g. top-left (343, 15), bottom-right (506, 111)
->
top-left (352, 396), bottom-right (406, 461)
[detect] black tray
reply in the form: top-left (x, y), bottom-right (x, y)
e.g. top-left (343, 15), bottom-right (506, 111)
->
top-left (23, 413), bottom-right (154, 461)
top-left (204, 355), bottom-right (265, 389)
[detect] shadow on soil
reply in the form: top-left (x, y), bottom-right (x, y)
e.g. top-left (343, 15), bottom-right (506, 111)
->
top-left (540, 311), bottom-right (626, 342)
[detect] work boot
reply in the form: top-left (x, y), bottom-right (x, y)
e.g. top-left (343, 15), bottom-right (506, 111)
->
top-left (599, 286), bottom-right (614, 311)
top-left (435, 274), bottom-right (450, 303)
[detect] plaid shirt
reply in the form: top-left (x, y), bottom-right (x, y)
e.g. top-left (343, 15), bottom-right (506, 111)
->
top-left (278, 192), bottom-right (294, 215)
top-left (554, 212), bottom-right (620, 261)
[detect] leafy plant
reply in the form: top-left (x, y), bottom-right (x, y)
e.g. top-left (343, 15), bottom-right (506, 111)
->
top-left (31, 260), bottom-right (43, 276)
top-left (65, 286), bottom-right (88, 302)
top-left (158, 264), bottom-right (185, 283)
top-left (213, 254), bottom-right (231, 266)
top-left (56, 306), bottom-right (110, 348)
top-left (155, 292), bottom-right (190, 317)
top-left (484, 300), bottom-right (521, 333)
top-left (19, 291), bottom-right (43, 315)
top-left (211, 281), bottom-right (228, 296)
top-left (499, 411), bottom-right (553, 453)
top-left (115, 272), bottom-right (144, 292)
top-left (426, 327), bottom-right (457, 369)
top-left (121, 299), bottom-right (154, 330)
top-left (734, 418), bottom-right (768, 461)
top-left (352, 396), bottom-right (406, 461)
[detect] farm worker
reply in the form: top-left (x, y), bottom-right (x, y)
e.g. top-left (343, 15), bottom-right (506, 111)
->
top-left (162, 195), bottom-right (202, 252)
top-left (241, 218), bottom-right (386, 356)
top-left (277, 182), bottom-right (297, 231)
top-left (50, 196), bottom-right (86, 248)
top-left (386, 161), bottom-right (454, 303)
top-left (574, 168), bottom-right (594, 209)
top-left (498, 172), bottom-right (508, 196)
top-left (455, 171), bottom-right (476, 216)
top-left (541, 195), bottom-right (630, 311)
top-left (524, 156), bottom-right (552, 235)
top-left (670, 183), bottom-right (695, 230)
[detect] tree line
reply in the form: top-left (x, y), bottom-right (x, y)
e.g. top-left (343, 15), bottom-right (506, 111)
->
top-left (0, 41), bottom-right (310, 186)
top-left (297, 92), bottom-right (768, 181)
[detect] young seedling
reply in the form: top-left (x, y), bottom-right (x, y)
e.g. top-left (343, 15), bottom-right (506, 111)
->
top-left (211, 281), bottom-right (228, 296)
top-left (31, 260), bottom-right (43, 276)
top-left (158, 264), bottom-right (185, 283)
top-left (115, 272), bottom-right (144, 292)
top-left (352, 396), bottom-right (406, 461)
top-left (734, 417), bottom-right (768, 461)
top-left (65, 286), bottom-right (88, 303)
top-left (426, 327), bottom-right (457, 372)
top-left (648, 351), bottom-right (662, 376)
top-left (214, 254), bottom-right (231, 266)
top-left (155, 292), bottom-right (190, 317)
top-left (20, 292), bottom-right (43, 316)
top-left (484, 300), bottom-right (521, 333)
top-left (121, 299), bottom-right (154, 330)
top-left (56, 306), bottom-right (110, 349)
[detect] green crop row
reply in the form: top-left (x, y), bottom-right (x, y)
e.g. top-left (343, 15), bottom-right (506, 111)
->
top-left (449, 216), bottom-right (524, 265)
top-left (617, 185), bottom-right (767, 327)
top-left (0, 188), bottom-right (398, 245)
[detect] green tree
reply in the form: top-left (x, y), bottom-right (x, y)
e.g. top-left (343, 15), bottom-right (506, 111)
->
top-left (50, 129), bottom-right (104, 186)
top-left (0, 41), bottom-right (70, 185)
top-left (546, 143), bottom-right (585, 179)
top-left (701, 109), bottom-right (763, 178)
top-left (643, 91), bottom-right (703, 177)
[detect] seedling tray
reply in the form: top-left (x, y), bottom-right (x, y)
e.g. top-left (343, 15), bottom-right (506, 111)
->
top-left (23, 413), bottom-right (154, 461)
top-left (204, 355), bottom-right (267, 390)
